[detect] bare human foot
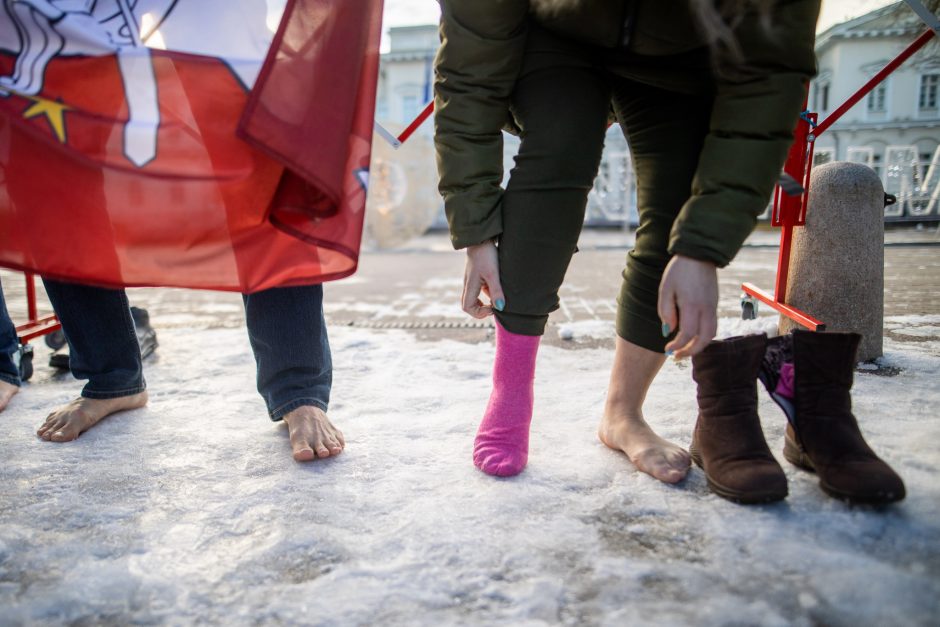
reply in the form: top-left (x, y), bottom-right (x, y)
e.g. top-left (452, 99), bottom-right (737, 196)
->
top-left (282, 405), bottom-right (344, 462)
top-left (598, 412), bottom-right (691, 484)
top-left (0, 380), bottom-right (18, 412)
top-left (36, 392), bottom-right (148, 442)
top-left (601, 336), bottom-right (690, 484)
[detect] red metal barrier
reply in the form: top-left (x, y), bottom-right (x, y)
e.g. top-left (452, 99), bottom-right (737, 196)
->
top-left (742, 26), bottom-right (937, 330)
top-left (15, 273), bottom-right (60, 344)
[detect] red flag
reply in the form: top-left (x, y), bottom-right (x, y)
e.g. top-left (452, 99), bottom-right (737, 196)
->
top-left (0, 0), bottom-right (382, 292)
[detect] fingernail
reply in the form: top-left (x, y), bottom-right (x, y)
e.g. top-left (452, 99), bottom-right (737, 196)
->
top-left (665, 350), bottom-right (674, 357)
top-left (494, 299), bottom-right (505, 312)
top-left (661, 323), bottom-right (670, 337)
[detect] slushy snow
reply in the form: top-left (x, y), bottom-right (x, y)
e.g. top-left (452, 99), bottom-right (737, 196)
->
top-left (1, 319), bottom-right (938, 625)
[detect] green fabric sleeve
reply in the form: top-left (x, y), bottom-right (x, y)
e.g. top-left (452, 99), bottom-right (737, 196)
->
top-left (668, 0), bottom-right (821, 267)
top-left (434, 0), bottom-right (529, 250)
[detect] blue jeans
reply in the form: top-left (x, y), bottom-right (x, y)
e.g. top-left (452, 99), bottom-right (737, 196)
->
top-left (42, 280), bottom-right (144, 398)
top-left (242, 286), bottom-right (332, 419)
top-left (0, 281), bottom-right (21, 387)
top-left (43, 279), bottom-right (331, 419)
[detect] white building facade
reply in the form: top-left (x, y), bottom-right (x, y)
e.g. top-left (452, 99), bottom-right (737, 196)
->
top-left (376, 5), bottom-right (940, 230)
top-left (811, 2), bottom-right (940, 220)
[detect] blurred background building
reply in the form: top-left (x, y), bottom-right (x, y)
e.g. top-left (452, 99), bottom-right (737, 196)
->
top-left (811, 2), bottom-right (940, 221)
top-left (374, 2), bottom-right (940, 236)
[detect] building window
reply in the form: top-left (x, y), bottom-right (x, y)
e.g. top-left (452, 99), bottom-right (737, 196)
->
top-left (376, 98), bottom-right (389, 122)
top-left (401, 94), bottom-right (419, 123)
top-left (815, 83), bottom-right (830, 112)
top-left (867, 81), bottom-right (886, 112)
top-left (919, 74), bottom-right (939, 111)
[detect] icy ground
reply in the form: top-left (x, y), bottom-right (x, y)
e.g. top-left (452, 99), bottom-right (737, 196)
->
top-left (1, 321), bottom-right (939, 626)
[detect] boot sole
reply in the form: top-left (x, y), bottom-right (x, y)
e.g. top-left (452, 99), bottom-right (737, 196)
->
top-left (783, 435), bottom-right (905, 505)
top-left (690, 446), bottom-right (788, 505)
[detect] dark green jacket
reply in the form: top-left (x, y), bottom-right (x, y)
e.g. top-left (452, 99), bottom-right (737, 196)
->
top-left (434, 0), bottom-right (821, 266)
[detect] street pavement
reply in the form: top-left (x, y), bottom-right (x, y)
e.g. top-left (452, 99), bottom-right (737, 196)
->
top-left (2, 226), bottom-right (939, 365)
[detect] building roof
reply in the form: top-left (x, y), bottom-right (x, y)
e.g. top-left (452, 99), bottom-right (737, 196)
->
top-left (816, 2), bottom-right (928, 53)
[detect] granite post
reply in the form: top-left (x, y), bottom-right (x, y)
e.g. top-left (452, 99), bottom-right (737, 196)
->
top-left (779, 161), bottom-right (885, 361)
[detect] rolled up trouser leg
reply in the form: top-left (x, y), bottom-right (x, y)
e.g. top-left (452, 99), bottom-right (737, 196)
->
top-left (494, 24), bottom-right (611, 336)
top-left (42, 278), bottom-right (144, 398)
top-left (610, 75), bottom-right (712, 352)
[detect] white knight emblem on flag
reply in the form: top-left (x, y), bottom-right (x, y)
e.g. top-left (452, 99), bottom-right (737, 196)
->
top-left (0, 0), bottom-right (285, 166)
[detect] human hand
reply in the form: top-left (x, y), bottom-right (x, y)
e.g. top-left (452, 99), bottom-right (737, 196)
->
top-left (658, 255), bottom-right (719, 359)
top-left (462, 240), bottom-right (506, 319)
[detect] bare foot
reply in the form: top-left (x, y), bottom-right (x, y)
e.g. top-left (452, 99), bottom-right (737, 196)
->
top-left (36, 392), bottom-right (148, 442)
top-left (0, 380), bottom-right (18, 413)
top-left (598, 412), bottom-right (691, 484)
top-left (283, 405), bottom-right (344, 462)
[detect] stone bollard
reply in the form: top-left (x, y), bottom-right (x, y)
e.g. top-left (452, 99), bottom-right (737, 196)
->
top-left (779, 161), bottom-right (884, 361)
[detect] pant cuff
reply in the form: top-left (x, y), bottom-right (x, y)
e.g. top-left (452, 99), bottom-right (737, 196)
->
top-left (81, 384), bottom-right (147, 399)
top-left (494, 311), bottom-right (547, 336)
top-left (616, 302), bottom-right (671, 353)
top-left (0, 372), bottom-right (21, 387)
top-left (269, 398), bottom-right (329, 422)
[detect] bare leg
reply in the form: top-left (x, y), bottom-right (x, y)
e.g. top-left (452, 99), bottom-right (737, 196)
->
top-left (283, 405), bottom-right (344, 462)
top-left (36, 391), bottom-right (148, 442)
top-left (0, 380), bottom-right (18, 412)
top-left (598, 336), bottom-right (691, 483)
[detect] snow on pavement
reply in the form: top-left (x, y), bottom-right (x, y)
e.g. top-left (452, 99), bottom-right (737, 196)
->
top-left (1, 323), bottom-right (938, 625)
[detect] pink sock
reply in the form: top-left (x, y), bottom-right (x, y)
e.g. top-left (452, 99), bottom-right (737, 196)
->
top-left (474, 321), bottom-right (540, 477)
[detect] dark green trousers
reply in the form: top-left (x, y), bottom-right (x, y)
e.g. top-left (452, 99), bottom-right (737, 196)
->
top-left (496, 24), bottom-right (712, 353)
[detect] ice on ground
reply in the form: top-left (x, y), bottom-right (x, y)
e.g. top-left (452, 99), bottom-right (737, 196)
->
top-left (1, 324), bottom-right (938, 625)
top-left (557, 319), bottom-right (615, 341)
top-left (892, 325), bottom-right (940, 338)
top-left (885, 314), bottom-right (940, 325)
top-left (423, 277), bottom-right (464, 289)
top-left (330, 298), bottom-right (462, 320)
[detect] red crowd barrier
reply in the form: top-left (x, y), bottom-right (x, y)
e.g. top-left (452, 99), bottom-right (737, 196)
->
top-left (743, 26), bottom-right (937, 330)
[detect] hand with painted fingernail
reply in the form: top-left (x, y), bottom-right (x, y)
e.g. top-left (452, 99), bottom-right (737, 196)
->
top-left (658, 254), bottom-right (718, 359)
top-left (462, 239), bottom-right (506, 319)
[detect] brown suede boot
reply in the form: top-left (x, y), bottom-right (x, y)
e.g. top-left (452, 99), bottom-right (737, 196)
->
top-left (690, 334), bottom-right (788, 504)
top-left (775, 330), bottom-right (905, 505)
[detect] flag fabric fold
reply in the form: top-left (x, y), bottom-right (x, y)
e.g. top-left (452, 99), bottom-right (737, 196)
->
top-left (0, 0), bottom-right (382, 292)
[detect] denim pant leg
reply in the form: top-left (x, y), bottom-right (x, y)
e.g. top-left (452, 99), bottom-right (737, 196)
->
top-left (42, 279), bottom-right (145, 398)
top-left (0, 282), bottom-right (21, 386)
top-left (243, 284), bottom-right (332, 421)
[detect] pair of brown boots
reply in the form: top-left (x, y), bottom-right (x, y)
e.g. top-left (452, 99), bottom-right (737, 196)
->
top-left (688, 331), bottom-right (905, 505)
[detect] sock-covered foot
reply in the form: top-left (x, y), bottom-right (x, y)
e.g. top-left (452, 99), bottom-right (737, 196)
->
top-left (473, 321), bottom-right (540, 477)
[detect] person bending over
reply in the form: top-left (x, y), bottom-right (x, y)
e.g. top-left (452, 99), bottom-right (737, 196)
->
top-left (434, 0), bottom-right (819, 478)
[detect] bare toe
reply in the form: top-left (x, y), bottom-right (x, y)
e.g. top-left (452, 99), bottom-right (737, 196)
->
top-left (50, 428), bottom-right (77, 443)
top-left (36, 393), bottom-right (147, 444)
top-left (599, 414), bottom-right (690, 484)
top-left (284, 405), bottom-right (342, 462)
top-left (325, 434), bottom-right (343, 454)
top-left (293, 445), bottom-right (316, 462)
top-left (636, 450), bottom-right (689, 484)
